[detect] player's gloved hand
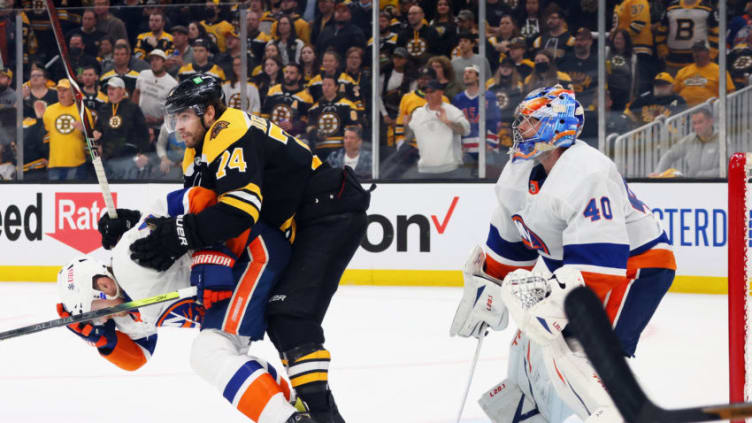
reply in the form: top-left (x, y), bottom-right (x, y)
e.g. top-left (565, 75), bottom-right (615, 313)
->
top-left (190, 247), bottom-right (238, 309)
top-left (130, 215), bottom-right (199, 271)
top-left (98, 208), bottom-right (142, 250)
top-left (450, 245), bottom-right (508, 339)
top-left (56, 303), bottom-right (118, 350)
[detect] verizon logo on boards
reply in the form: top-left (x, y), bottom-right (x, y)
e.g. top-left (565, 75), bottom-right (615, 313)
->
top-left (46, 192), bottom-right (118, 254)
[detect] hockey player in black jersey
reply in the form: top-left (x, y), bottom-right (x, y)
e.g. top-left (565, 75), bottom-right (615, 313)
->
top-left (101, 74), bottom-right (369, 423)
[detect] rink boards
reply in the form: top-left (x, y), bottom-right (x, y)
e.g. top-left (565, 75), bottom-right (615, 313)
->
top-left (0, 182), bottom-right (731, 294)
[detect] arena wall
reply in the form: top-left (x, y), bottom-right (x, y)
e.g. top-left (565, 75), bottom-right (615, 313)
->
top-left (0, 182), bottom-right (730, 294)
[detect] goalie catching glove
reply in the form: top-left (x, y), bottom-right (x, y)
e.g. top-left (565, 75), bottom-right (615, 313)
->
top-left (500, 266), bottom-right (585, 346)
top-left (450, 245), bottom-right (509, 338)
top-left (130, 215), bottom-right (201, 271)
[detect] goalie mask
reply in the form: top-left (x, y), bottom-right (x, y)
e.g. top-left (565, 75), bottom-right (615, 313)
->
top-left (57, 256), bottom-right (120, 315)
top-left (511, 85), bottom-right (584, 161)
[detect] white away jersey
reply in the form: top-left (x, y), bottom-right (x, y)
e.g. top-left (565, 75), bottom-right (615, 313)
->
top-left (485, 141), bottom-right (672, 299)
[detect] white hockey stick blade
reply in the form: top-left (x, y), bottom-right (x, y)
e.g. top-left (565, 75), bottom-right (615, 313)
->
top-left (456, 325), bottom-right (486, 423)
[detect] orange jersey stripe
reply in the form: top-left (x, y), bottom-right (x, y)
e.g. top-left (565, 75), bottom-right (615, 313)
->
top-left (103, 332), bottom-right (148, 371)
top-left (236, 373), bottom-right (284, 421)
top-left (627, 248), bottom-right (676, 275)
top-left (223, 238), bottom-right (267, 334)
top-left (186, 186), bottom-right (218, 213)
top-left (581, 271), bottom-right (628, 304)
top-left (603, 278), bottom-right (631, 324)
top-left (484, 255), bottom-right (533, 280)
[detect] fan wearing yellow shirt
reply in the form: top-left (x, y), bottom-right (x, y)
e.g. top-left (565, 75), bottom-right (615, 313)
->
top-left (674, 40), bottom-right (735, 106)
top-left (42, 79), bottom-right (91, 181)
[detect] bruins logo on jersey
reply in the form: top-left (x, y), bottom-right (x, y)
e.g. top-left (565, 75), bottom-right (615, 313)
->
top-left (317, 112), bottom-right (341, 136)
top-left (610, 55), bottom-right (626, 67)
top-left (733, 55), bottom-right (752, 71)
top-left (109, 115), bottom-right (123, 129)
top-left (228, 93), bottom-right (243, 109)
top-left (55, 114), bottom-right (76, 134)
top-left (271, 103), bottom-right (294, 123)
top-left (640, 104), bottom-right (671, 123)
top-left (435, 26), bottom-right (446, 36)
top-left (495, 91), bottom-right (511, 110)
top-left (210, 121), bottom-right (230, 139)
top-left (503, 0), bottom-right (519, 10)
top-left (407, 38), bottom-right (428, 56)
top-left (568, 71), bottom-right (592, 93)
top-left (32, 0), bottom-right (44, 14)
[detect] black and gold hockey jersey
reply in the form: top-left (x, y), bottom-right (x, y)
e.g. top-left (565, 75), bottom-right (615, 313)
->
top-left (182, 108), bottom-right (322, 234)
top-left (100, 69), bottom-right (140, 97)
top-left (613, 0), bottom-right (653, 55)
top-left (396, 25), bottom-right (441, 64)
top-left (306, 72), bottom-right (358, 104)
top-left (178, 62), bottom-right (227, 82)
top-left (82, 88), bottom-right (108, 122)
top-left (728, 43), bottom-right (752, 88)
top-left (486, 78), bottom-right (524, 148)
top-left (656, 0), bottom-right (719, 68)
top-left (532, 31), bottom-right (575, 63)
top-left (625, 91), bottom-right (687, 124)
top-left (261, 84), bottom-right (313, 135)
top-left (306, 96), bottom-right (360, 154)
top-left (134, 31), bottom-right (175, 60)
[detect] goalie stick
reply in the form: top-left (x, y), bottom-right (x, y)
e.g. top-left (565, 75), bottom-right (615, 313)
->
top-left (44, 0), bottom-right (117, 219)
top-left (0, 287), bottom-right (197, 341)
top-left (564, 286), bottom-right (752, 423)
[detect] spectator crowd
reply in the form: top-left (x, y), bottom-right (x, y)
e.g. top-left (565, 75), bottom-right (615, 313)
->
top-left (0, 0), bottom-right (750, 181)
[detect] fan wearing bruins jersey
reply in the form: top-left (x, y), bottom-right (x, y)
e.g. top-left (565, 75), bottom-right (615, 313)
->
top-left (100, 44), bottom-right (140, 98)
top-left (655, 0), bottom-right (719, 72)
top-left (306, 49), bottom-right (358, 104)
top-left (674, 40), bottom-right (735, 106)
top-left (396, 5), bottom-right (441, 66)
top-left (79, 65), bottom-right (108, 122)
top-left (306, 75), bottom-right (361, 160)
top-left (728, 30), bottom-right (752, 88)
top-left (120, 74), bottom-right (370, 423)
top-left (133, 12), bottom-right (174, 60)
top-left (261, 63), bottom-right (313, 137)
top-left (626, 72), bottom-right (687, 125)
top-left (178, 38), bottom-right (226, 82)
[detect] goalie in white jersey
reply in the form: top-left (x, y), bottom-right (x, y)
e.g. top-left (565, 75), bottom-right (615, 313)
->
top-left (55, 186), bottom-right (313, 423)
top-left (451, 86), bottom-right (676, 423)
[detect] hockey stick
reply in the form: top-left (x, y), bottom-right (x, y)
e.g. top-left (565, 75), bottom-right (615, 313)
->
top-left (44, 0), bottom-right (117, 219)
top-left (0, 287), bottom-right (197, 341)
top-left (564, 286), bottom-right (752, 423)
top-left (455, 324), bottom-right (486, 423)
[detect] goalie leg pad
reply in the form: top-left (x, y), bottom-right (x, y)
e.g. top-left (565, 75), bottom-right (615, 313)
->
top-left (540, 335), bottom-right (618, 422)
top-left (190, 329), bottom-right (296, 423)
top-left (478, 379), bottom-right (548, 423)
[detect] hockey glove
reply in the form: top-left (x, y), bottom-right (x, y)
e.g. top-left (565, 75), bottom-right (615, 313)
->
top-left (98, 208), bottom-right (142, 250)
top-left (450, 245), bottom-right (508, 339)
top-left (56, 303), bottom-right (118, 351)
top-left (190, 247), bottom-right (237, 309)
top-left (129, 215), bottom-right (200, 271)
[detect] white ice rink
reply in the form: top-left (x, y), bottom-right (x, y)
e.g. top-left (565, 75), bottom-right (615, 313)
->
top-left (0, 283), bottom-right (730, 423)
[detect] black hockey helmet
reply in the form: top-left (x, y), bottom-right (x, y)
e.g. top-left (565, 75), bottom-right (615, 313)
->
top-left (164, 73), bottom-right (223, 117)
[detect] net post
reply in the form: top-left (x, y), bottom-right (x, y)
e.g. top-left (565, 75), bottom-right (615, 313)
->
top-left (729, 152), bottom-right (748, 418)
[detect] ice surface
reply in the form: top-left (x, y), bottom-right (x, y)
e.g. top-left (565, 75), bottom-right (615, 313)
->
top-left (0, 283), bottom-right (729, 423)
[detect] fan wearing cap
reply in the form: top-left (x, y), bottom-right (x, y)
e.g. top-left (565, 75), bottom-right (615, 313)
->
top-left (655, 0), bottom-right (719, 72)
top-left (625, 72), bottom-right (687, 124)
top-left (134, 10), bottom-right (174, 60)
top-left (407, 79), bottom-right (470, 176)
top-left (559, 27), bottom-right (598, 109)
top-left (393, 65), bottom-right (449, 149)
top-left (41, 79), bottom-right (92, 181)
top-left (100, 42), bottom-right (141, 98)
top-left (0, 67), bottom-right (16, 108)
top-left (396, 4), bottom-right (441, 66)
top-left (92, 76), bottom-right (150, 178)
top-left (132, 49), bottom-right (179, 130)
top-left (506, 36), bottom-right (534, 80)
top-left (673, 39), bottom-right (735, 106)
top-left (178, 38), bottom-right (227, 82)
